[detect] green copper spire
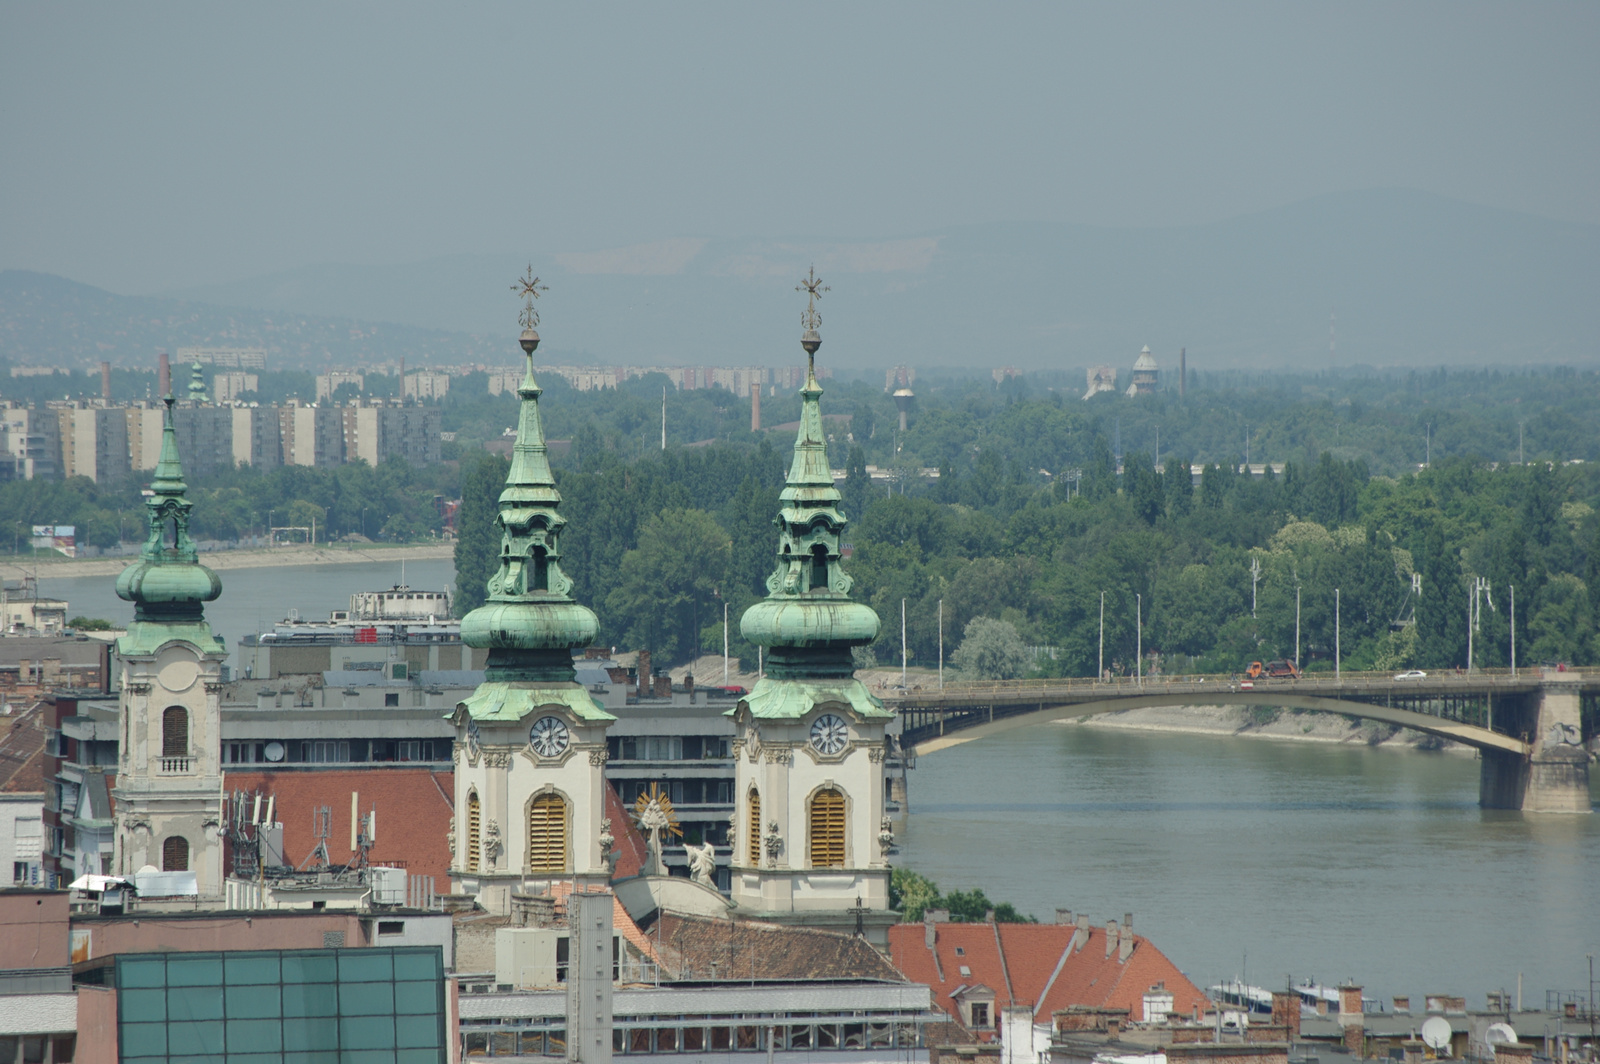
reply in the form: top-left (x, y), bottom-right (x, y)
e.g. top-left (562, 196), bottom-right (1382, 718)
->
top-left (739, 271), bottom-right (880, 681)
top-left (115, 396), bottom-right (224, 648)
top-left (458, 286), bottom-right (601, 689)
top-left (187, 362), bottom-right (208, 404)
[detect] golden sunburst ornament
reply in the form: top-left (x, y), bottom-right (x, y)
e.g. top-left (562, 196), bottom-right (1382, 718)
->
top-left (632, 782), bottom-right (682, 839)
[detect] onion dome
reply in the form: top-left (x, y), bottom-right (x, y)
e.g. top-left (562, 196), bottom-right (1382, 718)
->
top-left (115, 396), bottom-right (224, 640)
top-left (458, 330), bottom-right (600, 685)
top-left (739, 310), bottom-right (880, 679)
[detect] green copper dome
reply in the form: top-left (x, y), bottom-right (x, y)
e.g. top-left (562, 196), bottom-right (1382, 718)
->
top-left (740, 340), bottom-right (879, 679)
top-left (459, 346), bottom-right (599, 684)
top-left (115, 395), bottom-right (225, 654)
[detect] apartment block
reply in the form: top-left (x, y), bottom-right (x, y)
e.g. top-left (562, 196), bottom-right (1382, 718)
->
top-left (279, 403), bottom-right (345, 467)
top-left (212, 371), bottom-right (259, 402)
top-left (403, 371), bottom-right (450, 400)
top-left (315, 370), bottom-right (365, 401)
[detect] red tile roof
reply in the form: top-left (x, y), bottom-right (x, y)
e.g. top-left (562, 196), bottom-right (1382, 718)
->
top-left (222, 767), bottom-right (454, 881)
top-left (603, 781), bottom-right (650, 880)
top-left (888, 921), bottom-right (1209, 1035)
top-left (0, 702), bottom-right (49, 794)
top-left (545, 881), bottom-right (662, 967)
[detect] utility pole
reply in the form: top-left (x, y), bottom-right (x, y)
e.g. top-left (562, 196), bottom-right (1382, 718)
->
top-left (1135, 593), bottom-right (1143, 687)
top-left (937, 598), bottom-right (944, 690)
top-left (661, 387), bottom-right (667, 451)
top-left (1519, 423), bottom-right (1524, 465)
top-left (901, 598), bottom-right (907, 688)
top-left (722, 599), bottom-right (729, 687)
top-left (1251, 557), bottom-right (1260, 618)
top-left (1426, 423), bottom-right (1431, 468)
top-left (1335, 589), bottom-right (1341, 682)
top-left (1098, 592), bottom-right (1105, 682)
top-left (1509, 584), bottom-right (1516, 678)
top-left (1294, 586), bottom-right (1301, 670)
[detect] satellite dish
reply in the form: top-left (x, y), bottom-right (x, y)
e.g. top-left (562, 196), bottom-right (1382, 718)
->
top-left (1421, 1016), bottom-right (1453, 1053)
top-left (264, 741), bottom-right (285, 763)
top-left (1485, 1023), bottom-right (1518, 1055)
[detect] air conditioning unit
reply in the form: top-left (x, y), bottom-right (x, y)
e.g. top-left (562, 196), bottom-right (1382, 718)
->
top-left (369, 866), bottom-right (406, 906)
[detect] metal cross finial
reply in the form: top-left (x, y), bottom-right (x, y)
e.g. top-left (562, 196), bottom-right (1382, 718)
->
top-left (796, 265), bottom-right (828, 333)
top-left (512, 264), bottom-right (548, 330)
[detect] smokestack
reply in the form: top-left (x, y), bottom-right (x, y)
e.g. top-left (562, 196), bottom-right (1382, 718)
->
top-left (1179, 348), bottom-right (1186, 399)
top-left (750, 382), bottom-right (761, 432)
top-left (158, 351), bottom-right (171, 396)
top-left (100, 361), bottom-right (111, 401)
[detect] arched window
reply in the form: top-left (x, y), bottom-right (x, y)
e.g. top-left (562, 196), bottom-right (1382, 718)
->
top-left (531, 546), bottom-right (549, 592)
top-left (527, 793), bottom-right (567, 873)
top-left (809, 544), bottom-right (829, 590)
top-left (746, 788), bottom-right (761, 866)
top-left (162, 836), bottom-right (189, 872)
top-left (808, 788), bottom-right (847, 868)
top-left (466, 791), bottom-right (481, 873)
top-left (162, 707), bottom-right (188, 758)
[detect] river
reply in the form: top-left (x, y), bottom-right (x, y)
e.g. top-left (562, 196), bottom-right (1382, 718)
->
top-left (29, 559), bottom-right (1600, 1006)
top-left (896, 722), bottom-right (1599, 1009)
top-left (34, 557), bottom-right (458, 672)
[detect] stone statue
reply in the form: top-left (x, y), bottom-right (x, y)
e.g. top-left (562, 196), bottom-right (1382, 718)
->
top-left (598, 818), bottom-right (618, 876)
top-left (686, 840), bottom-right (717, 887)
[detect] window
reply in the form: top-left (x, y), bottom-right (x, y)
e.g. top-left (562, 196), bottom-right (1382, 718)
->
top-left (466, 791), bottom-right (481, 872)
top-left (971, 1003), bottom-right (990, 1028)
top-left (161, 836), bottom-right (189, 872)
top-left (810, 543), bottom-right (829, 589)
top-left (527, 793), bottom-right (567, 873)
top-left (808, 788), bottom-right (846, 868)
top-left (747, 789), bottom-right (761, 865)
top-left (377, 920), bottom-right (405, 936)
top-left (384, 692), bottom-right (400, 707)
top-left (161, 706), bottom-right (188, 757)
top-left (531, 546), bottom-right (549, 592)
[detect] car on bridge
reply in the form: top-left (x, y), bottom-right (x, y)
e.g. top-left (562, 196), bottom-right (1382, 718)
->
top-left (1394, 670), bottom-right (1427, 680)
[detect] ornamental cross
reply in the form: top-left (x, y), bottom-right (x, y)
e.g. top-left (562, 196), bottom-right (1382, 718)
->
top-left (512, 265), bottom-right (548, 330)
top-left (796, 265), bottom-right (828, 332)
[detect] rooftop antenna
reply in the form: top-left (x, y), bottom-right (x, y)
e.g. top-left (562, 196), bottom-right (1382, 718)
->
top-left (661, 386), bottom-right (667, 451)
top-left (299, 806), bottom-right (333, 871)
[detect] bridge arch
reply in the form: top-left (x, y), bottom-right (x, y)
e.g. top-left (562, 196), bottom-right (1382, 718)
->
top-left (899, 691), bottom-right (1528, 757)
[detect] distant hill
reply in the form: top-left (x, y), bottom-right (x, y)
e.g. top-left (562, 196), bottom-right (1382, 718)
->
top-left (0, 270), bottom-right (508, 372)
top-left (6, 189), bottom-right (1597, 373)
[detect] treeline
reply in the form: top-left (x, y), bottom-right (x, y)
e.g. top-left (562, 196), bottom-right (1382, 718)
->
top-left (0, 458), bottom-right (457, 550)
top-left (454, 435), bottom-right (1600, 675)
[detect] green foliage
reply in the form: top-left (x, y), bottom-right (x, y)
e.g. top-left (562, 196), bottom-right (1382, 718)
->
top-left (951, 617), bottom-right (1031, 680)
top-left (453, 454), bottom-right (509, 617)
top-left (67, 616), bottom-right (113, 630)
top-left (890, 867), bottom-right (1036, 923)
top-left (603, 508), bottom-right (731, 663)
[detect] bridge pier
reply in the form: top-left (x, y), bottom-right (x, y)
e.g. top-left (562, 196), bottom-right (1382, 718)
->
top-left (1479, 677), bottom-right (1593, 813)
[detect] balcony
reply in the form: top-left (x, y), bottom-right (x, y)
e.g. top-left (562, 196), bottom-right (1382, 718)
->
top-left (158, 756), bottom-right (192, 774)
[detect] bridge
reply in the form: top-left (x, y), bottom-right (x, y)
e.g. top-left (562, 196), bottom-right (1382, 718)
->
top-left (882, 670), bottom-right (1598, 813)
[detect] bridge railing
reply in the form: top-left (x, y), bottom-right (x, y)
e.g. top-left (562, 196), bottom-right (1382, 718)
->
top-left (881, 666), bottom-right (1573, 702)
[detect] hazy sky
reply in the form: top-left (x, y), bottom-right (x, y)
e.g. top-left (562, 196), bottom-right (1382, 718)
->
top-left (3, 3), bottom-right (1596, 293)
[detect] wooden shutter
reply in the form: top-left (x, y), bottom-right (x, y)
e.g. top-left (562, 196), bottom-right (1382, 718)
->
top-left (747, 789), bottom-right (761, 866)
top-left (162, 706), bottom-right (188, 757)
top-left (466, 791), bottom-right (481, 872)
top-left (809, 788), bottom-right (846, 868)
top-left (527, 793), bottom-right (567, 873)
top-left (162, 836), bottom-right (189, 872)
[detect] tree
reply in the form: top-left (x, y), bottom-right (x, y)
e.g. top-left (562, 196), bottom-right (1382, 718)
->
top-left (842, 446), bottom-right (871, 522)
top-left (1165, 455), bottom-right (1192, 516)
top-left (1124, 451), bottom-right (1163, 525)
top-left (604, 508), bottom-right (730, 665)
top-left (452, 454), bottom-right (508, 616)
top-left (951, 617), bottom-right (1030, 679)
top-left (1416, 524), bottom-right (1467, 668)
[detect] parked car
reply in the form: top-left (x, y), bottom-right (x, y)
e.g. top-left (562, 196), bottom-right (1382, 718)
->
top-left (1393, 670), bottom-right (1427, 680)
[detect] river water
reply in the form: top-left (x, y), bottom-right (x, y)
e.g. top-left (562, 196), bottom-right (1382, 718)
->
top-left (897, 723), bottom-right (1599, 1009)
top-left (33, 560), bottom-right (1600, 1005)
top-left (35, 558), bottom-right (458, 672)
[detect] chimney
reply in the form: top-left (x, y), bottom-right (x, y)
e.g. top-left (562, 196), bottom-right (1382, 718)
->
top-left (1179, 347), bottom-right (1187, 398)
top-left (636, 650), bottom-right (651, 697)
top-left (1271, 992), bottom-right (1301, 1038)
top-left (158, 351), bottom-right (171, 396)
top-left (100, 361), bottom-right (111, 400)
top-left (1338, 984), bottom-right (1364, 1027)
top-left (750, 382), bottom-right (761, 432)
top-left (682, 672), bottom-right (694, 696)
top-left (1118, 923), bottom-right (1133, 963)
top-left (1055, 909), bottom-right (1073, 925)
top-left (1071, 913), bottom-right (1089, 952)
top-left (1105, 919), bottom-right (1119, 958)
top-left (924, 910), bottom-right (938, 949)
top-left (1124, 912), bottom-right (1132, 931)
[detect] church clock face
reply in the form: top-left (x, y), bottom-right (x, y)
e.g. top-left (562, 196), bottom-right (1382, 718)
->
top-left (810, 713), bottom-right (849, 755)
top-left (529, 716), bottom-right (570, 758)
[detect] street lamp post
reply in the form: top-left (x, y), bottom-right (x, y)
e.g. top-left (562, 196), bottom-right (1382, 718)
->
top-left (1294, 586), bottom-right (1301, 671)
top-left (1335, 588), bottom-right (1341, 682)
top-left (1509, 584), bottom-right (1516, 678)
top-left (900, 598), bottom-right (907, 688)
top-left (937, 598), bottom-right (944, 690)
top-left (1098, 591), bottom-right (1105, 682)
top-left (1135, 593), bottom-right (1142, 687)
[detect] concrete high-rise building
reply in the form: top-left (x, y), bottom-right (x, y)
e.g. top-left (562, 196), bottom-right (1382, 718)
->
top-left (0, 404), bottom-right (59, 480)
top-left (54, 406), bottom-right (131, 483)
top-left (315, 371), bottom-right (365, 402)
top-left (403, 371), bottom-right (450, 400)
top-left (278, 403), bottom-right (344, 467)
top-left (175, 346), bottom-right (267, 370)
top-left (212, 372), bottom-right (260, 402)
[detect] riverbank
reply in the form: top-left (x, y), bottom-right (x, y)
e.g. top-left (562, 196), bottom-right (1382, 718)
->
top-left (0, 543), bottom-right (454, 580)
top-left (1065, 703), bottom-right (1471, 753)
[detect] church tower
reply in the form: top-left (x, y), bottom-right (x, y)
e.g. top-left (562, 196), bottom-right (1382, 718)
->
top-left (730, 270), bottom-right (895, 937)
top-left (111, 395), bottom-right (227, 894)
top-left (451, 274), bottom-right (615, 915)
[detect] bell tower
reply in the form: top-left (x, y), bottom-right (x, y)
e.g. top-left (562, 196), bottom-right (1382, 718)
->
top-left (110, 395), bottom-right (227, 894)
top-left (729, 269), bottom-right (895, 939)
top-left (451, 272), bottom-right (615, 915)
